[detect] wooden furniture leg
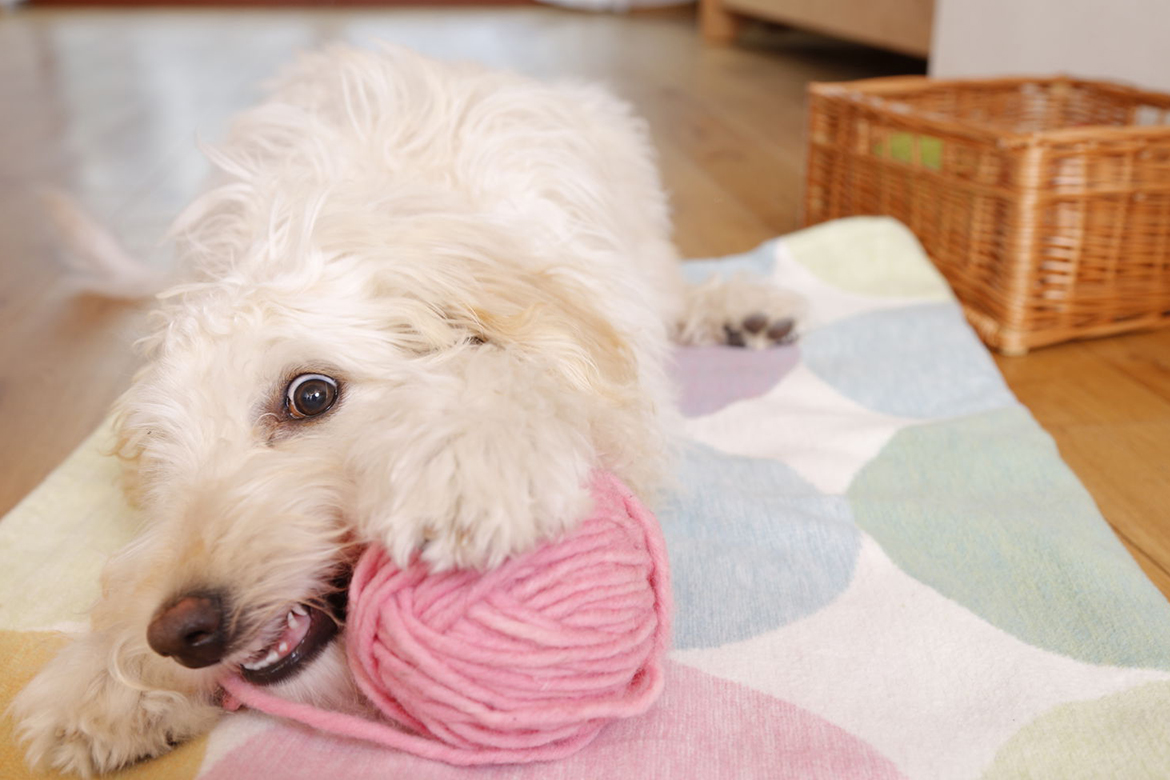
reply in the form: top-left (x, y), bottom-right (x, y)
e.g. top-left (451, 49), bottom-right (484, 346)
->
top-left (700, 0), bottom-right (744, 44)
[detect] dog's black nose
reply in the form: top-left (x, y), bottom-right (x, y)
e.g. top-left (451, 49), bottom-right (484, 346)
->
top-left (147, 592), bottom-right (229, 668)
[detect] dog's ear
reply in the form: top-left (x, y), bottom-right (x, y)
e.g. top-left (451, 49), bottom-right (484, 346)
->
top-left (449, 266), bottom-right (638, 404)
top-left (109, 383), bottom-right (152, 508)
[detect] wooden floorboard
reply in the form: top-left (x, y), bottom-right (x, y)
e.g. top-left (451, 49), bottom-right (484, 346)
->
top-left (0, 6), bottom-right (1167, 602)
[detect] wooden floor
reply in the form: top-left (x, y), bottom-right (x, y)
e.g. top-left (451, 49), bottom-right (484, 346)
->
top-left (1, 6), bottom-right (1168, 598)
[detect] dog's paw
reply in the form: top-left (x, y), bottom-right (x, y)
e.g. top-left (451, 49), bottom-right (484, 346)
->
top-left (406, 403), bottom-right (594, 570)
top-left (677, 272), bottom-right (806, 348)
top-left (11, 633), bottom-right (220, 776)
top-left (358, 346), bottom-right (597, 571)
top-left (723, 312), bottom-right (797, 348)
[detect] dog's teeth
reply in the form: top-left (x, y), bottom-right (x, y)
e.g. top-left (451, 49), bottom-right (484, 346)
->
top-left (287, 612), bottom-right (299, 628)
top-left (278, 641), bottom-right (289, 655)
top-left (263, 649), bottom-right (279, 666)
top-left (292, 604), bottom-right (308, 616)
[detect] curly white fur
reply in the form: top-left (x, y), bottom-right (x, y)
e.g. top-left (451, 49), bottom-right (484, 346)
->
top-left (11, 43), bottom-right (802, 776)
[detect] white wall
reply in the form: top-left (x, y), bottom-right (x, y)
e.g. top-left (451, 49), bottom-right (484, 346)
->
top-left (931, 0), bottom-right (1170, 93)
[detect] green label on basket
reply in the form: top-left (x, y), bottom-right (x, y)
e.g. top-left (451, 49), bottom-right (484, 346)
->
top-left (875, 133), bottom-right (943, 171)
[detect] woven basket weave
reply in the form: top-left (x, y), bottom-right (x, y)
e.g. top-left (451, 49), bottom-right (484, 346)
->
top-left (803, 75), bottom-right (1170, 355)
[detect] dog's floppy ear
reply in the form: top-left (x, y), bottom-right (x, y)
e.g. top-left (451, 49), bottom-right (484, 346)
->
top-left (108, 360), bottom-right (171, 509)
top-left (110, 389), bottom-right (152, 508)
top-left (451, 266), bottom-right (638, 404)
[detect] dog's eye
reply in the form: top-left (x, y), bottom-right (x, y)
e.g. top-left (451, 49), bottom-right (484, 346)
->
top-left (285, 374), bottom-right (338, 419)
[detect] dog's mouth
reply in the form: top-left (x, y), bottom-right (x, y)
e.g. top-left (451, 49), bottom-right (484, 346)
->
top-left (237, 604), bottom-right (338, 686)
top-left (237, 571), bottom-right (351, 686)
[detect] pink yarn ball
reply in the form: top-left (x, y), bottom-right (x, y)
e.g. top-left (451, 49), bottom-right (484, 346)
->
top-left (222, 472), bottom-right (671, 766)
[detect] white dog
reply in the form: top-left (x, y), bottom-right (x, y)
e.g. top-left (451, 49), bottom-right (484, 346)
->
top-left (12, 44), bottom-right (801, 776)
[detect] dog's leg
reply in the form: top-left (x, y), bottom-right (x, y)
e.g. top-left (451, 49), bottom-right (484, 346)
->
top-left (674, 272), bottom-right (807, 348)
top-left (12, 628), bottom-right (221, 776)
top-left (11, 543), bottom-right (222, 776)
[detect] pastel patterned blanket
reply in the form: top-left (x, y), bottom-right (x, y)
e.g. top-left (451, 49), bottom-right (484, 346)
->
top-left (4, 217), bottom-right (1170, 779)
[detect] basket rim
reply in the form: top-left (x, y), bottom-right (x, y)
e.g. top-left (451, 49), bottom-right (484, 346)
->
top-left (809, 74), bottom-right (1170, 147)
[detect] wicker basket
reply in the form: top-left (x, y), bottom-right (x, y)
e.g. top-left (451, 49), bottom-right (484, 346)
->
top-left (803, 75), bottom-right (1170, 355)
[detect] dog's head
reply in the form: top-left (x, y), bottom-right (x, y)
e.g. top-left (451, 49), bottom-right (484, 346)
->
top-left (108, 188), bottom-right (641, 691)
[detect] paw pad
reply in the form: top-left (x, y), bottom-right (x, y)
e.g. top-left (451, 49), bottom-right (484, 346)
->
top-left (725, 313), bottom-right (797, 348)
